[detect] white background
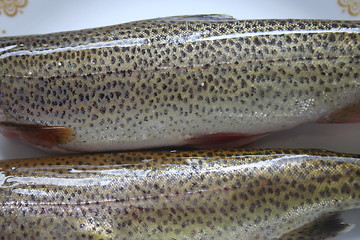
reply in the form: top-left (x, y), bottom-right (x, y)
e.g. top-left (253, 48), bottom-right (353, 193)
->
top-left (0, 1), bottom-right (359, 239)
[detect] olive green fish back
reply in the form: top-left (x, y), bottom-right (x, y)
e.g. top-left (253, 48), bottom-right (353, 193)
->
top-left (0, 17), bottom-right (359, 151)
top-left (0, 149), bottom-right (359, 239)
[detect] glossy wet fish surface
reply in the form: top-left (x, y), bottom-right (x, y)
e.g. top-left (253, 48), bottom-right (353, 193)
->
top-left (0, 15), bottom-right (359, 152)
top-left (0, 149), bottom-right (359, 240)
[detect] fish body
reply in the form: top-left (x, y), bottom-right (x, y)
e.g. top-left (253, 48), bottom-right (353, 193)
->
top-left (0, 15), bottom-right (359, 152)
top-left (0, 149), bottom-right (359, 239)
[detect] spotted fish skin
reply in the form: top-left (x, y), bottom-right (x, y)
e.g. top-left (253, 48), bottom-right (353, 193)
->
top-left (0, 16), bottom-right (359, 151)
top-left (0, 149), bottom-right (359, 239)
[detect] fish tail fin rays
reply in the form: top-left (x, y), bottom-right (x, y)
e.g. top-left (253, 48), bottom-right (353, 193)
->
top-left (0, 122), bottom-right (75, 149)
top-left (279, 213), bottom-right (354, 240)
top-left (318, 102), bottom-right (360, 123)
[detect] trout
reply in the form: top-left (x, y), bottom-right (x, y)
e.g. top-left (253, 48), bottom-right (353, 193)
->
top-left (0, 15), bottom-right (359, 152)
top-left (0, 149), bottom-right (359, 239)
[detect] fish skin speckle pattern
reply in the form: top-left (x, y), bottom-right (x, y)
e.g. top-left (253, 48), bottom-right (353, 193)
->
top-left (0, 16), bottom-right (359, 151)
top-left (0, 149), bottom-right (359, 239)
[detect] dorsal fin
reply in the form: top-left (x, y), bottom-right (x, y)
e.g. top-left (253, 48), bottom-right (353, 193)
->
top-left (279, 213), bottom-right (354, 240)
top-left (149, 14), bottom-right (237, 22)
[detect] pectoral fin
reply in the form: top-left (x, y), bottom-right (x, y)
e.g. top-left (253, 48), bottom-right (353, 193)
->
top-left (279, 213), bottom-right (354, 240)
top-left (0, 122), bottom-right (74, 148)
top-left (318, 102), bottom-right (360, 123)
top-left (185, 132), bottom-right (269, 149)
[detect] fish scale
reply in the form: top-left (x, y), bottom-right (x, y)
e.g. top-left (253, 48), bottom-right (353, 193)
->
top-left (0, 149), bottom-right (359, 239)
top-left (0, 15), bottom-right (359, 152)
